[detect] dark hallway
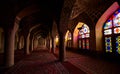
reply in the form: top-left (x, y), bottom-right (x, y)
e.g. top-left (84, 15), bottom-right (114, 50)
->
top-left (0, 0), bottom-right (120, 74)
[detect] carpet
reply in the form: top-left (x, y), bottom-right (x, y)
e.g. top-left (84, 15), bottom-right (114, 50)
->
top-left (4, 49), bottom-right (69, 74)
top-left (62, 61), bottom-right (86, 74)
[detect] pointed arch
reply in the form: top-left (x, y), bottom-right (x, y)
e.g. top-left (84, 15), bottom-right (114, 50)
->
top-left (96, 2), bottom-right (119, 52)
top-left (103, 7), bottom-right (120, 54)
top-left (73, 22), bottom-right (90, 49)
top-left (78, 24), bottom-right (90, 49)
top-left (73, 22), bottom-right (83, 48)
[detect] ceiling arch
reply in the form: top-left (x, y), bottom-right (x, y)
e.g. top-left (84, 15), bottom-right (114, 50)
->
top-left (16, 4), bottom-right (40, 22)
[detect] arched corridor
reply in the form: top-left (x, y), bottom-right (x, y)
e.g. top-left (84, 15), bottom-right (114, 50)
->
top-left (0, 0), bottom-right (120, 74)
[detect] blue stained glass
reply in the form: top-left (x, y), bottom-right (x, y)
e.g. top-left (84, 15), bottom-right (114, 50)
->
top-left (107, 39), bottom-right (110, 42)
top-left (116, 36), bottom-right (120, 54)
top-left (105, 37), bottom-right (112, 52)
top-left (118, 9), bottom-right (120, 12)
top-left (107, 19), bottom-right (111, 22)
top-left (107, 46), bottom-right (110, 50)
top-left (114, 13), bottom-right (117, 16)
top-left (104, 9), bottom-right (120, 54)
top-left (116, 42), bottom-right (118, 47)
top-left (104, 19), bottom-right (112, 29)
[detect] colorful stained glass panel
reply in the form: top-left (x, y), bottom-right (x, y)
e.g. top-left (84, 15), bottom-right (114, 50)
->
top-left (104, 19), bottom-right (112, 29)
top-left (104, 29), bottom-right (112, 35)
top-left (105, 37), bottom-right (112, 52)
top-left (116, 36), bottom-right (120, 54)
top-left (113, 12), bottom-right (120, 27)
top-left (78, 24), bottom-right (90, 50)
top-left (79, 29), bottom-right (83, 35)
top-left (86, 39), bottom-right (89, 49)
top-left (86, 34), bottom-right (90, 38)
top-left (82, 24), bottom-right (90, 33)
top-left (114, 27), bottom-right (120, 34)
top-left (82, 40), bottom-right (85, 49)
top-left (82, 35), bottom-right (85, 38)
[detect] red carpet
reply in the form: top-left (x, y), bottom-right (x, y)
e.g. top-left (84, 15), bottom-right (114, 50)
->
top-left (62, 61), bottom-right (86, 74)
top-left (4, 49), bottom-right (69, 74)
top-left (1, 47), bottom-right (87, 74)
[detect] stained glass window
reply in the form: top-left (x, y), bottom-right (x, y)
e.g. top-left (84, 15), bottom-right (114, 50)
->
top-left (86, 39), bottom-right (89, 49)
top-left (104, 29), bottom-right (112, 35)
top-left (116, 36), bottom-right (120, 54)
top-left (105, 37), bottom-right (112, 52)
top-left (103, 8), bottom-right (120, 54)
top-left (114, 27), bottom-right (120, 34)
top-left (104, 19), bottom-right (112, 29)
top-left (82, 40), bottom-right (85, 49)
top-left (78, 24), bottom-right (90, 49)
top-left (113, 9), bottom-right (120, 27)
top-left (86, 34), bottom-right (90, 38)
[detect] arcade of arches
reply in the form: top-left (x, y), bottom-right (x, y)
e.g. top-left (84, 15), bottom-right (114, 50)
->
top-left (0, 0), bottom-right (120, 72)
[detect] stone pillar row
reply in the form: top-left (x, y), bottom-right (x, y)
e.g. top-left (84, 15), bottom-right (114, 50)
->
top-left (4, 26), bottom-right (66, 67)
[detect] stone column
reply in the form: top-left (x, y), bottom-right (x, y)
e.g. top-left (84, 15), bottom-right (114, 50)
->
top-left (53, 38), bottom-right (56, 53)
top-left (59, 33), bottom-right (66, 62)
top-left (4, 22), bottom-right (18, 67)
top-left (4, 29), bottom-right (15, 67)
top-left (29, 35), bottom-right (33, 52)
top-left (31, 38), bottom-right (34, 51)
top-left (0, 31), bottom-right (2, 52)
top-left (26, 33), bottom-right (30, 54)
top-left (51, 37), bottom-right (54, 53)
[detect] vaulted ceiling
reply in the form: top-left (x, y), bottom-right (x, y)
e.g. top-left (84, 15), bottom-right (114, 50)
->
top-left (0, 0), bottom-right (119, 38)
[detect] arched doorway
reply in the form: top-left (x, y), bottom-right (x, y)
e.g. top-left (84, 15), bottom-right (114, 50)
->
top-left (103, 8), bottom-right (120, 54)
